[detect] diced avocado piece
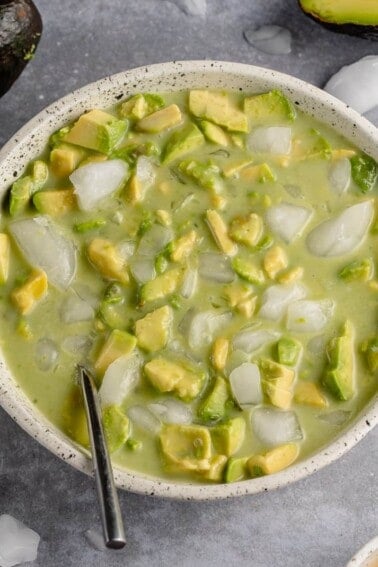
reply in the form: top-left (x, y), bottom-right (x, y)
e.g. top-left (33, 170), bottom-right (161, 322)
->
top-left (102, 404), bottom-right (130, 453)
top-left (223, 282), bottom-right (253, 308)
top-left (278, 266), bottom-right (304, 284)
top-left (198, 376), bottom-right (229, 422)
top-left (211, 416), bottom-right (246, 456)
top-left (136, 104), bottom-right (182, 133)
top-left (299, 0), bottom-right (378, 40)
top-left (206, 209), bottom-right (237, 256)
top-left (11, 269), bottom-right (48, 315)
top-left (229, 213), bottom-right (263, 247)
top-left (87, 238), bottom-right (129, 284)
top-left (50, 126), bottom-right (71, 148)
top-left (232, 256), bottom-right (265, 284)
top-left (178, 159), bottom-right (222, 192)
top-left (360, 337), bottom-right (378, 373)
top-left (74, 218), bottom-right (106, 233)
top-left (156, 209), bottom-right (172, 227)
top-left (31, 160), bottom-right (49, 191)
top-left (276, 337), bottom-right (302, 366)
top-left (260, 358), bottom-right (295, 410)
top-left (65, 109), bottom-right (128, 154)
top-left (263, 246), bottom-right (288, 279)
top-left (94, 329), bottom-right (137, 375)
top-left (211, 337), bottom-right (229, 372)
top-left (323, 320), bottom-right (355, 401)
top-left (236, 296), bottom-right (257, 318)
top-left (160, 424), bottom-right (212, 472)
top-left (189, 90), bottom-right (249, 133)
top-left (247, 443), bottom-right (299, 477)
top-left (224, 456), bottom-right (249, 483)
top-left (163, 123), bottom-right (205, 164)
top-left (338, 257), bottom-right (374, 282)
top-left (244, 90), bottom-right (296, 124)
top-left (135, 305), bottom-right (172, 352)
top-left (222, 158), bottom-right (253, 178)
top-left (200, 120), bottom-right (229, 146)
top-left (33, 188), bottom-right (77, 216)
top-left (9, 176), bottom-right (34, 216)
top-left (239, 163), bottom-right (276, 183)
top-left (126, 174), bottom-right (144, 204)
top-left (16, 318), bottom-right (33, 340)
top-left (0, 233), bottom-right (10, 284)
top-left (169, 230), bottom-right (198, 263)
top-left (144, 357), bottom-right (205, 401)
top-left (294, 381), bottom-right (327, 408)
top-left (50, 143), bottom-right (85, 177)
top-left (200, 455), bottom-right (228, 481)
top-left (119, 93), bottom-right (164, 120)
top-left (140, 268), bottom-right (182, 304)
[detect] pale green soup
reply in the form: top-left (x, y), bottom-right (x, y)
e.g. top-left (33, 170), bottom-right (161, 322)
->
top-left (0, 89), bottom-right (377, 484)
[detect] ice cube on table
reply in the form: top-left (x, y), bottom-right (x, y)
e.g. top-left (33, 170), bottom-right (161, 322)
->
top-left (243, 25), bottom-right (292, 55)
top-left (84, 529), bottom-right (106, 551)
top-left (0, 514), bottom-right (40, 567)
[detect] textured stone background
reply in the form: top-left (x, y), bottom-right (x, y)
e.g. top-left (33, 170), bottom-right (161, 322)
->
top-left (0, 1), bottom-right (377, 566)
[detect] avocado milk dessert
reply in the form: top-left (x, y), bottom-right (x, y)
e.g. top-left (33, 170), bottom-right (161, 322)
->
top-left (0, 88), bottom-right (377, 484)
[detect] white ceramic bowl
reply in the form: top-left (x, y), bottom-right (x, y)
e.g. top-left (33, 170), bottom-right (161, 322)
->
top-left (0, 61), bottom-right (377, 500)
top-left (347, 536), bottom-right (378, 567)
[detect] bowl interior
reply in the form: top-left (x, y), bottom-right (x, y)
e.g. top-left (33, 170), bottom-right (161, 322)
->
top-left (0, 60), bottom-right (377, 500)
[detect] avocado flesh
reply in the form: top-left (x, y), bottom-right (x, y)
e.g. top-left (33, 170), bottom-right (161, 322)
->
top-left (299, 0), bottom-right (378, 39)
top-left (0, 0), bottom-right (42, 97)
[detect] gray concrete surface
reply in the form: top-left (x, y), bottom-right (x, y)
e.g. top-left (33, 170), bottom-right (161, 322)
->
top-left (0, 1), bottom-right (377, 566)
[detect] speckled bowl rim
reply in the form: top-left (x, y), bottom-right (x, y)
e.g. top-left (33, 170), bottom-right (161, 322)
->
top-left (347, 536), bottom-right (378, 567)
top-left (0, 60), bottom-right (377, 500)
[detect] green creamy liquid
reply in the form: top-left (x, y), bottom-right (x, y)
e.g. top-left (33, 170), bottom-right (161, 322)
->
top-left (0, 89), bottom-right (377, 484)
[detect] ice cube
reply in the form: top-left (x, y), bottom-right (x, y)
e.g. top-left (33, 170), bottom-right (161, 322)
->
top-left (0, 515), bottom-right (40, 567)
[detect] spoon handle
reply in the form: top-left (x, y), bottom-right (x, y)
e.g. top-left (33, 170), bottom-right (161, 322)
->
top-left (78, 365), bottom-right (126, 549)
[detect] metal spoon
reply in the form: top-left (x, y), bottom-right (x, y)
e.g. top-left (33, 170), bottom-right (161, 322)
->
top-left (77, 364), bottom-right (126, 549)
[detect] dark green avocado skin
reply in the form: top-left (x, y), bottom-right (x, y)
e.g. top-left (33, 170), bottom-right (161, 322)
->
top-left (0, 0), bottom-right (42, 97)
top-left (299, 2), bottom-right (378, 40)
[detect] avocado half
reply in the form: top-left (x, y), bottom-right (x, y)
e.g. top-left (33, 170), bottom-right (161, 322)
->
top-left (0, 0), bottom-right (42, 97)
top-left (299, 0), bottom-right (378, 40)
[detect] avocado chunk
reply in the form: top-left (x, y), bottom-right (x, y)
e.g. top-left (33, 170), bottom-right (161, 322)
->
top-left (247, 443), bottom-right (299, 478)
top-left (169, 230), bottom-right (198, 263)
top-left (239, 163), bottom-right (276, 183)
top-left (275, 337), bottom-right (302, 366)
top-left (144, 357), bottom-right (205, 401)
top-left (163, 123), bottom-right (205, 164)
top-left (222, 158), bottom-right (254, 178)
top-left (232, 256), bottom-right (265, 284)
top-left (200, 120), bottom-right (229, 146)
top-left (33, 188), bottom-right (77, 216)
top-left (65, 109), bottom-right (127, 154)
top-left (9, 160), bottom-right (48, 216)
top-left (178, 159), bottom-right (222, 192)
top-left (0, 0), bottom-right (43, 97)
top-left (189, 90), bottom-right (249, 133)
top-left (229, 213), bottom-right (263, 247)
top-left (198, 376), bottom-right (229, 422)
top-left (338, 258), bottom-right (374, 282)
top-left (119, 93), bottom-right (164, 120)
top-left (137, 104), bottom-right (182, 133)
top-left (260, 358), bottom-right (295, 410)
top-left (360, 337), bottom-right (378, 374)
top-left (263, 246), bottom-right (288, 279)
top-left (94, 329), bottom-right (137, 376)
top-left (294, 381), bottom-right (327, 408)
top-left (299, 0), bottom-right (378, 40)
top-left (87, 238), bottom-right (129, 284)
top-left (211, 337), bottom-right (229, 372)
top-left (11, 269), bottom-right (47, 314)
top-left (0, 233), bottom-right (10, 284)
top-left (224, 456), bottom-right (249, 483)
top-left (102, 404), bottom-right (130, 453)
top-left (350, 154), bottom-right (377, 193)
top-left (211, 416), bottom-right (246, 456)
top-left (244, 90), bottom-right (296, 124)
top-left (140, 268), bottom-right (182, 304)
top-left (200, 455), bottom-right (228, 481)
top-left (323, 320), bottom-right (355, 401)
top-left (50, 143), bottom-right (85, 177)
top-left (160, 424), bottom-right (212, 472)
top-left (206, 209), bottom-right (237, 256)
top-left (135, 305), bottom-right (172, 352)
